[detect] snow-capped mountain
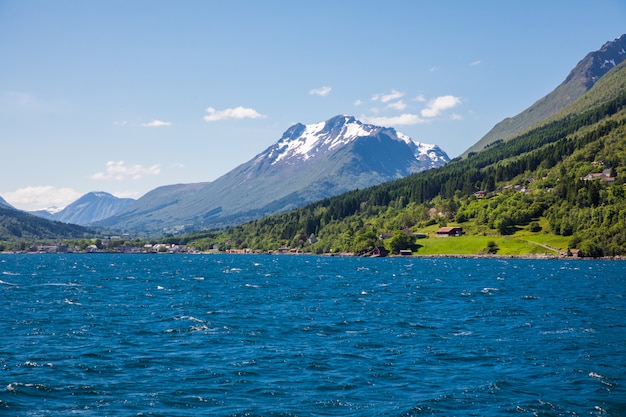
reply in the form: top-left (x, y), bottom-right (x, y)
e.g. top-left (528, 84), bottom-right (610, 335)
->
top-left (266, 115), bottom-right (449, 171)
top-left (267, 115), bottom-right (448, 167)
top-left (97, 115), bottom-right (449, 233)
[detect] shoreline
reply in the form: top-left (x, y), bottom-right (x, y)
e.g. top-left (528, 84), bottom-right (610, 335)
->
top-left (2, 250), bottom-right (625, 261)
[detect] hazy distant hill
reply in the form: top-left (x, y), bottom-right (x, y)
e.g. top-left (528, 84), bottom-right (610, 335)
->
top-left (0, 196), bottom-right (15, 210)
top-left (463, 34), bottom-right (626, 156)
top-left (96, 115), bottom-right (449, 234)
top-left (30, 192), bottom-right (135, 226)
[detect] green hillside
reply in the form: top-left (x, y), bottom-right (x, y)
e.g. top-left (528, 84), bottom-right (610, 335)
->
top-left (180, 63), bottom-right (626, 258)
top-left (462, 35), bottom-right (626, 157)
top-left (0, 207), bottom-right (94, 250)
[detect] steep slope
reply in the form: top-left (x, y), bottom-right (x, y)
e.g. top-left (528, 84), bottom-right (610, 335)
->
top-left (463, 34), bottom-right (626, 156)
top-left (37, 192), bottom-right (135, 225)
top-left (0, 196), bottom-right (15, 210)
top-left (97, 115), bottom-right (449, 233)
top-left (206, 62), bottom-right (626, 256)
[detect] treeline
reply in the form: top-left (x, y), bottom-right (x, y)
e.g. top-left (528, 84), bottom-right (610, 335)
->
top-left (0, 207), bottom-right (92, 242)
top-left (178, 86), bottom-right (626, 257)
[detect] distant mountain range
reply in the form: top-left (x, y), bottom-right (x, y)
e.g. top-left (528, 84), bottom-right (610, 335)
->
top-left (94, 115), bottom-right (449, 233)
top-left (30, 192), bottom-right (135, 226)
top-left (463, 34), bottom-right (626, 156)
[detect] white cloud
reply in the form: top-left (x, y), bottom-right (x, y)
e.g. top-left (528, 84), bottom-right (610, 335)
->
top-left (3, 186), bottom-right (81, 211)
top-left (414, 94), bottom-right (426, 102)
top-left (354, 99), bottom-right (364, 106)
top-left (310, 86), bottom-right (332, 96)
top-left (141, 119), bottom-right (172, 127)
top-left (421, 95), bottom-right (462, 118)
top-left (386, 100), bottom-right (407, 111)
top-left (361, 113), bottom-right (425, 126)
top-left (204, 106), bottom-right (265, 122)
top-left (91, 161), bottom-right (161, 181)
top-left (470, 60), bottom-right (482, 66)
top-left (371, 90), bottom-right (404, 103)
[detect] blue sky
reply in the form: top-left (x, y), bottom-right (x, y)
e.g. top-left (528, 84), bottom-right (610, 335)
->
top-left (1, 0), bottom-right (625, 211)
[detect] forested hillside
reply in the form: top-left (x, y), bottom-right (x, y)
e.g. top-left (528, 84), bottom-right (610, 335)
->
top-left (0, 207), bottom-right (93, 250)
top-left (178, 63), bottom-right (626, 258)
top-left (463, 34), bottom-right (626, 156)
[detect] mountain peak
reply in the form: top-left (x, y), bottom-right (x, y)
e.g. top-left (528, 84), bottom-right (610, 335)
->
top-left (269, 115), bottom-right (423, 165)
top-left (565, 33), bottom-right (626, 87)
top-left (464, 33), bottom-right (626, 156)
top-left (31, 191), bottom-right (136, 226)
top-left (97, 115), bottom-right (449, 232)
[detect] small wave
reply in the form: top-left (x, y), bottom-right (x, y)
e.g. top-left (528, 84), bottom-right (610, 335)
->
top-left (481, 287), bottom-right (498, 294)
top-left (178, 316), bottom-right (204, 323)
top-left (522, 295), bottom-right (540, 300)
top-left (0, 279), bottom-right (17, 286)
top-left (40, 282), bottom-right (81, 287)
top-left (2, 271), bottom-right (20, 276)
top-left (540, 328), bottom-right (575, 335)
top-left (64, 298), bottom-right (82, 306)
top-left (20, 361), bottom-right (53, 368)
top-left (6, 382), bottom-right (54, 393)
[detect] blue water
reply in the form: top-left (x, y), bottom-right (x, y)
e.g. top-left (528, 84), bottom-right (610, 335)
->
top-left (1, 254), bottom-right (625, 416)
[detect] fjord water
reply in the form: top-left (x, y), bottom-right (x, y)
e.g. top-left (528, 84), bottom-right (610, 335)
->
top-left (1, 254), bottom-right (624, 416)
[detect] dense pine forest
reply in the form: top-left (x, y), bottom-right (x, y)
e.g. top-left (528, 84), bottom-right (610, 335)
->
top-left (175, 64), bottom-right (626, 257)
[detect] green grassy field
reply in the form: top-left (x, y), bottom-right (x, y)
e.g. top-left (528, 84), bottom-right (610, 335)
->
top-left (412, 235), bottom-right (566, 256)
top-left (387, 220), bottom-right (572, 256)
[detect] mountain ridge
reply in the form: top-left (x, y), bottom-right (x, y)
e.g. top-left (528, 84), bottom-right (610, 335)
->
top-left (200, 61), bottom-right (626, 257)
top-left (96, 115), bottom-right (449, 234)
top-left (463, 34), bottom-right (626, 156)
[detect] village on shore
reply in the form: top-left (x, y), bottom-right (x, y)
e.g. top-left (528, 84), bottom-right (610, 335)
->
top-left (6, 224), bottom-right (624, 260)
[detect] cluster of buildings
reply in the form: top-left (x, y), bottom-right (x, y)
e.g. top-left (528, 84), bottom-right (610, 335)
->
top-left (581, 168), bottom-right (615, 184)
top-left (26, 243), bottom-right (189, 254)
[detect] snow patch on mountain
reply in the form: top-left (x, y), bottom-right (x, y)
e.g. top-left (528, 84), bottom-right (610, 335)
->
top-left (269, 116), bottom-right (376, 164)
top-left (267, 115), bottom-right (447, 167)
